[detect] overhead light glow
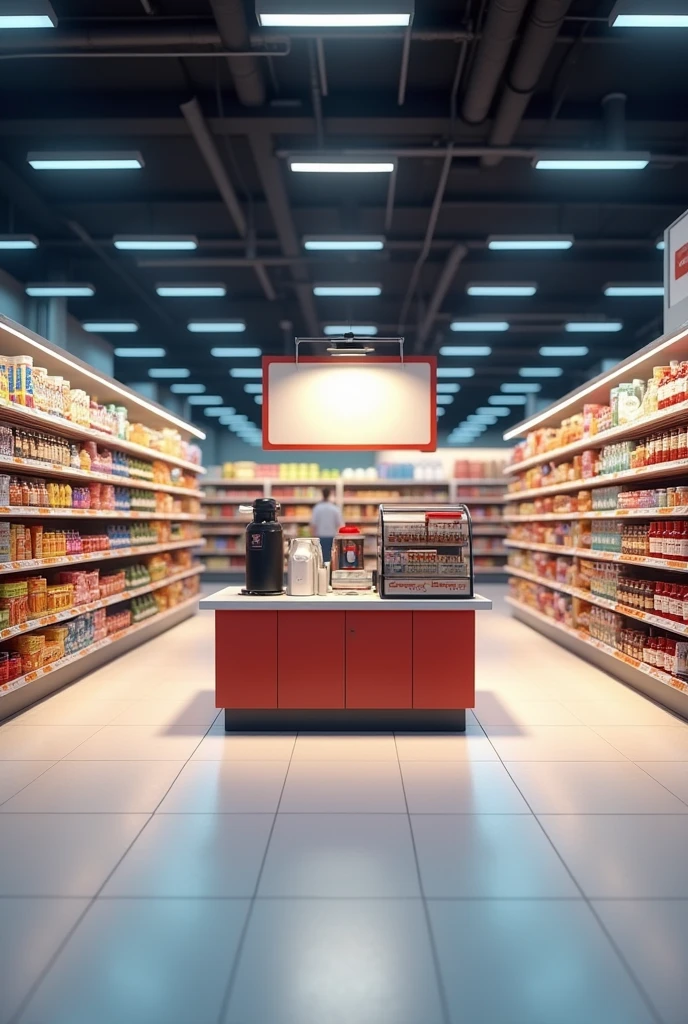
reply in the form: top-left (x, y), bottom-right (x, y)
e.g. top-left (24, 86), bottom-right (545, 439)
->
top-left (230, 368), bottom-right (263, 378)
top-left (534, 151), bottom-right (649, 171)
top-left (609, 2), bottom-right (688, 28)
top-left (323, 325), bottom-right (378, 336)
top-left (480, 407), bottom-right (511, 416)
top-left (156, 284), bottom-right (226, 297)
top-left (204, 407), bottom-right (237, 417)
top-left (565, 321), bottom-right (623, 332)
top-left (519, 367), bottom-right (563, 378)
top-left (467, 284), bottom-right (537, 297)
top-left (82, 321), bottom-right (139, 333)
top-left (436, 383), bottom-right (460, 394)
top-left (487, 235), bottom-right (573, 250)
top-left (450, 321), bottom-right (509, 332)
top-left (254, 396), bottom-right (263, 405)
top-left (210, 347), bottom-right (262, 358)
top-left (539, 346), bottom-right (589, 357)
top-left (304, 236), bottom-right (385, 251)
top-left (657, 240), bottom-right (666, 251)
top-left (243, 384), bottom-right (263, 394)
top-left (187, 320), bottom-right (245, 332)
top-left (187, 395), bottom-right (223, 405)
top-left (28, 151), bottom-right (143, 170)
top-left (468, 414), bottom-right (498, 425)
top-left (148, 368), bottom-right (191, 379)
top-left (604, 284), bottom-right (664, 296)
top-left (26, 283), bottom-right (94, 297)
top-left (436, 408), bottom-right (446, 417)
top-left (0, 1), bottom-right (57, 28)
top-left (114, 348), bottom-right (165, 358)
top-left (290, 161), bottom-right (395, 173)
top-left (313, 285), bottom-right (381, 296)
top-left (114, 235), bottom-right (198, 251)
top-left (436, 395), bottom-right (454, 405)
top-left (439, 346), bottom-right (491, 357)
top-left (501, 382), bottom-right (541, 393)
top-left (437, 368), bottom-right (475, 378)
top-left (0, 234), bottom-right (38, 249)
top-left (260, 14), bottom-right (412, 28)
top-left (170, 383), bottom-right (206, 394)
top-left (489, 394), bottom-right (527, 405)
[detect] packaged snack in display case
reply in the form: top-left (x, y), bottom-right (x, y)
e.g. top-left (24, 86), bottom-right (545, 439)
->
top-left (378, 503), bottom-right (474, 598)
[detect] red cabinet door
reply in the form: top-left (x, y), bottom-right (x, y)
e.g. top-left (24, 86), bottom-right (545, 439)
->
top-left (215, 610), bottom-right (277, 709)
top-left (345, 611), bottom-right (412, 708)
top-left (278, 611), bottom-right (345, 708)
top-left (412, 611), bottom-right (475, 709)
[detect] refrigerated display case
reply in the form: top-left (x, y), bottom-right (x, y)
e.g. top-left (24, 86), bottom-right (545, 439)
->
top-left (378, 503), bottom-right (474, 598)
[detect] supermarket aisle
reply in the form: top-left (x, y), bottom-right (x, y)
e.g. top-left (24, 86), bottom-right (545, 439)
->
top-left (1, 587), bottom-right (688, 1024)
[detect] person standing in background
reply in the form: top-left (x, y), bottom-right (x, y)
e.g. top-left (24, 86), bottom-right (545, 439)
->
top-left (310, 487), bottom-right (343, 564)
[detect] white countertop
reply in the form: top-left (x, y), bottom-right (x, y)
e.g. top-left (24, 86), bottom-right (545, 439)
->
top-left (200, 586), bottom-right (492, 612)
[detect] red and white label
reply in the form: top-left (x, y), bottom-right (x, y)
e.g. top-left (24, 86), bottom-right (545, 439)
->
top-left (676, 242), bottom-right (688, 282)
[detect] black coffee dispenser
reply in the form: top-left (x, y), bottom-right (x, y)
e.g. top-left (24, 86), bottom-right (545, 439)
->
top-left (243, 498), bottom-right (284, 595)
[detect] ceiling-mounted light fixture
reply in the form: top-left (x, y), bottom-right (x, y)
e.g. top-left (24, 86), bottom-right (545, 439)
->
top-left (28, 151), bottom-right (143, 170)
top-left (156, 284), bottom-right (226, 297)
top-left (488, 394), bottom-right (526, 405)
top-left (313, 284), bottom-right (381, 296)
top-left (439, 346), bottom-right (492, 357)
top-left (0, 234), bottom-right (38, 249)
top-left (565, 321), bottom-right (623, 332)
top-left (436, 383), bottom-right (461, 394)
top-left (436, 395), bottom-right (454, 405)
top-left (210, 347), bottom-right (262, 358)
top-left (243, 384), bottom-right (263, 394)
top-left (187, 395), bottom-right (223, 405)
top-left (114, 348), bottom-right (165, 358)
top-left (609, 1), bottom-right (688, 27)
top-left (256, 1), bottom-right (414, 29)
top-left (26, 283), bottom-right (94, 296)
top-left (187, 320), bottom-right (245, 332)
top-left (170, 383), bottom-right (206, 394)
top-left (437, 368), bottom-right (475, 378)
top-left (501, 382), bottom-right (541, 393)
top-left (303, 236), bottom-right (385, 251)
top-left (148, 368), bottom-right (191, 379)
top-left (534, 151), bottom-right (649, 170)
top-left (323, 325), bottom-right (378, 336)
top-left (604, 283), bottom-right (664, 296)
top-left (82, 321), bottom-right (139, 333)
top-left (519, 367), bottom-right (563, 378)
top-left (0, 0), bottom-right (57, 28)
top-left (327, 345), bottom-right (375, 356)
top-left (539, 346), bottom-right (589, 357)
top-left (487, 235), bottom-right (574, 251)
top-left (657, 240), bottom-right (666, 251)
top-left (114, 235), bottom-right (198, 251)
top-left (230, 368), bottom-right (263, 378)
top-left (450, 320), bottom-right (509, 332)
top-left (467, 284), bottom-right (537, 296)
top-left (290, 159), bottom-right (395, 173)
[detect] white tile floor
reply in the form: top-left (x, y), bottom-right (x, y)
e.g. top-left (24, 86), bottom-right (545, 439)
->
top-left (1, 586), bottom-right (688, 1023)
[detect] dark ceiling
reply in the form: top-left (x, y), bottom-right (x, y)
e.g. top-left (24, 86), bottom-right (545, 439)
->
top-left (0, 0), bottom-right (685, 438)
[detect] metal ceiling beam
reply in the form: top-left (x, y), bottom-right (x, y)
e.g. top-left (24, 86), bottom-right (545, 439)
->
top-left (462, 0), bottom-right (531, 124)
top-left (208, 0), bottom-right (266, 107)
top-left (417, 244), bottom-right (468, 352)
top-left (248, 131), bottom-right (320, 336)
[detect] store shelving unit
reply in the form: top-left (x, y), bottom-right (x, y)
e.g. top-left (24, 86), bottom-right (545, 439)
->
top-left (504, 320), bottom-right (688, 718)
top-left (0, 315), bottom-right (206, 720)
top-left (201, 472), bottom-right (508, 579)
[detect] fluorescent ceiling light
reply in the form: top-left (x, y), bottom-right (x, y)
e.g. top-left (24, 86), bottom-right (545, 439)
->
top-left (114, 235), bottom-right (198, 251)
top-left (187, 320), bottom-right (245, 332)
top-left (539, 346), bottom-right (589, 357)
top-left (254, 396), bottom-right (264, 405)
top-left (436, 408), bottom-right (446, 417)
top-left (0, 234), bottom-right (38, 249)
top-left (114, 348), bottom-right (165, 358)
top-left (26, 283), bottom-right (94, 297)
top-left (304, 236), bottom-right (385, 251)
top-left (230, 368), bottom-right (263, 378)
top-left (148, 368), bottom-right (191, 379)
top-left (170, 383), bottom-right (206, 394)
top-left (204, 407), bottom-right (237, 417)
top-left (609, 2), bottom-right (688, 27)
top-left (565, 321), bottom-right (622, 332)
top-left (243, 384), bottom-right (263, 394)
top-left (519, 367), bottom-right (563, 378)
top-left (489, 394), bottom-right (526, 405)
top-left (187, 395), bottom-right (223, 405)
top-left (324, 325), bottom-right (378, 336)
top-left (450, 320), bottom-right (509, 332)
top-left (313, 284), bottom-right (381, 296)
top-left (437, 368), bottom-right (475, 378)
top-left (468, 414), bottom-right (497, 424)
top-left (477, 406), bottom-right (510, 416)
top-left (501, 382), bottom-right (541, 393)
top-left (534, 151), bottom-right (649, 171)
top-left (604, 284), bottom-right (664, 296)
top-left (82, 321), bottom-right (138, 333)
top-left (156, 284), bottom-right (226, 297)
top-left (436, 383), bottom-right (460, 393)
top-left (0, 1), bottom-right (57, 28)
top-left (28, 151), bottom-right (143, 170)
top-left (657, 240), bottom-right (666, 251)
top-left (436, 395), bottom-right (454, 405)
top-left (210, 347), bottom-right (262, 358)
top-left (487, 235), bottom-right (573, 250)
top-left (439, 346), bottom-right (491, 357)
top-left (467, 284), bottom-right (537, 296)
top-left (259, 7), bottom-right (412, 28)
top-left (291, 160), bottom-right (395, 173)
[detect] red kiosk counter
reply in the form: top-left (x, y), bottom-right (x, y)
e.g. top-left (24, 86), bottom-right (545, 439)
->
top-left (200, 588), bottom-right (492, 732)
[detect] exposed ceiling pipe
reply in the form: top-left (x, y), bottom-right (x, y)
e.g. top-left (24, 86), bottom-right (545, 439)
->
top-left (462, 0), bottom-right (531, 125)
top-left (208, 0), bottom-right (266, 107)
top-left (602, 92), bottom-right (627, 149)
top-left (482, 0), bottom-right (574, 167)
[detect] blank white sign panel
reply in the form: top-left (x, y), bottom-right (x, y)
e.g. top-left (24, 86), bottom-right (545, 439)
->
top-left (264, 359), bottom-right (436, 449)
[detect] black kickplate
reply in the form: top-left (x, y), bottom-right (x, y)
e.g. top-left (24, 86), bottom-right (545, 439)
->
top-left (224, 709), bottom-right (466, 732)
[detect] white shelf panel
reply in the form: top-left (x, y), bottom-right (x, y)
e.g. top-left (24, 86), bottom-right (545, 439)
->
top-left (506, 456), bottom-right (688, 501)
top-left (504, 538), bottom-right (688, 573)
top-left (0, 537), bottom-right (205, 576)
top-left (505, 507), bottom-right (688, 523)
top-left (0, 593), bottom-right (201, 700)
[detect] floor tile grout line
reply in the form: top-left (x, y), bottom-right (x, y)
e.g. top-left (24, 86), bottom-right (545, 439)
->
top-left (215, 729), bottom-right (298, 1024)
top-left (393, 732), bottom-right (453, 1024)
top-left (0, 762), bottom-right (59, 810)
top-left (5, 709), bottom-right (223, 1024)
top-left (477, 727), bottom-right (666, 1024)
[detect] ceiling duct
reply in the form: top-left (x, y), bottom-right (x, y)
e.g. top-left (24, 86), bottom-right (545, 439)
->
top-left (482, 0), bottom-right (573, 166)
top-left (209, 0), bottom-right (266, 107)
top-left (461, 0), bottom-right (530, 125)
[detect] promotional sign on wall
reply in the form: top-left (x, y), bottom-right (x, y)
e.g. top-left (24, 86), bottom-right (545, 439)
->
top-left (262, 356), bottom-right (437, 450)
top-left (665, 209), bottom-right (688, 333)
